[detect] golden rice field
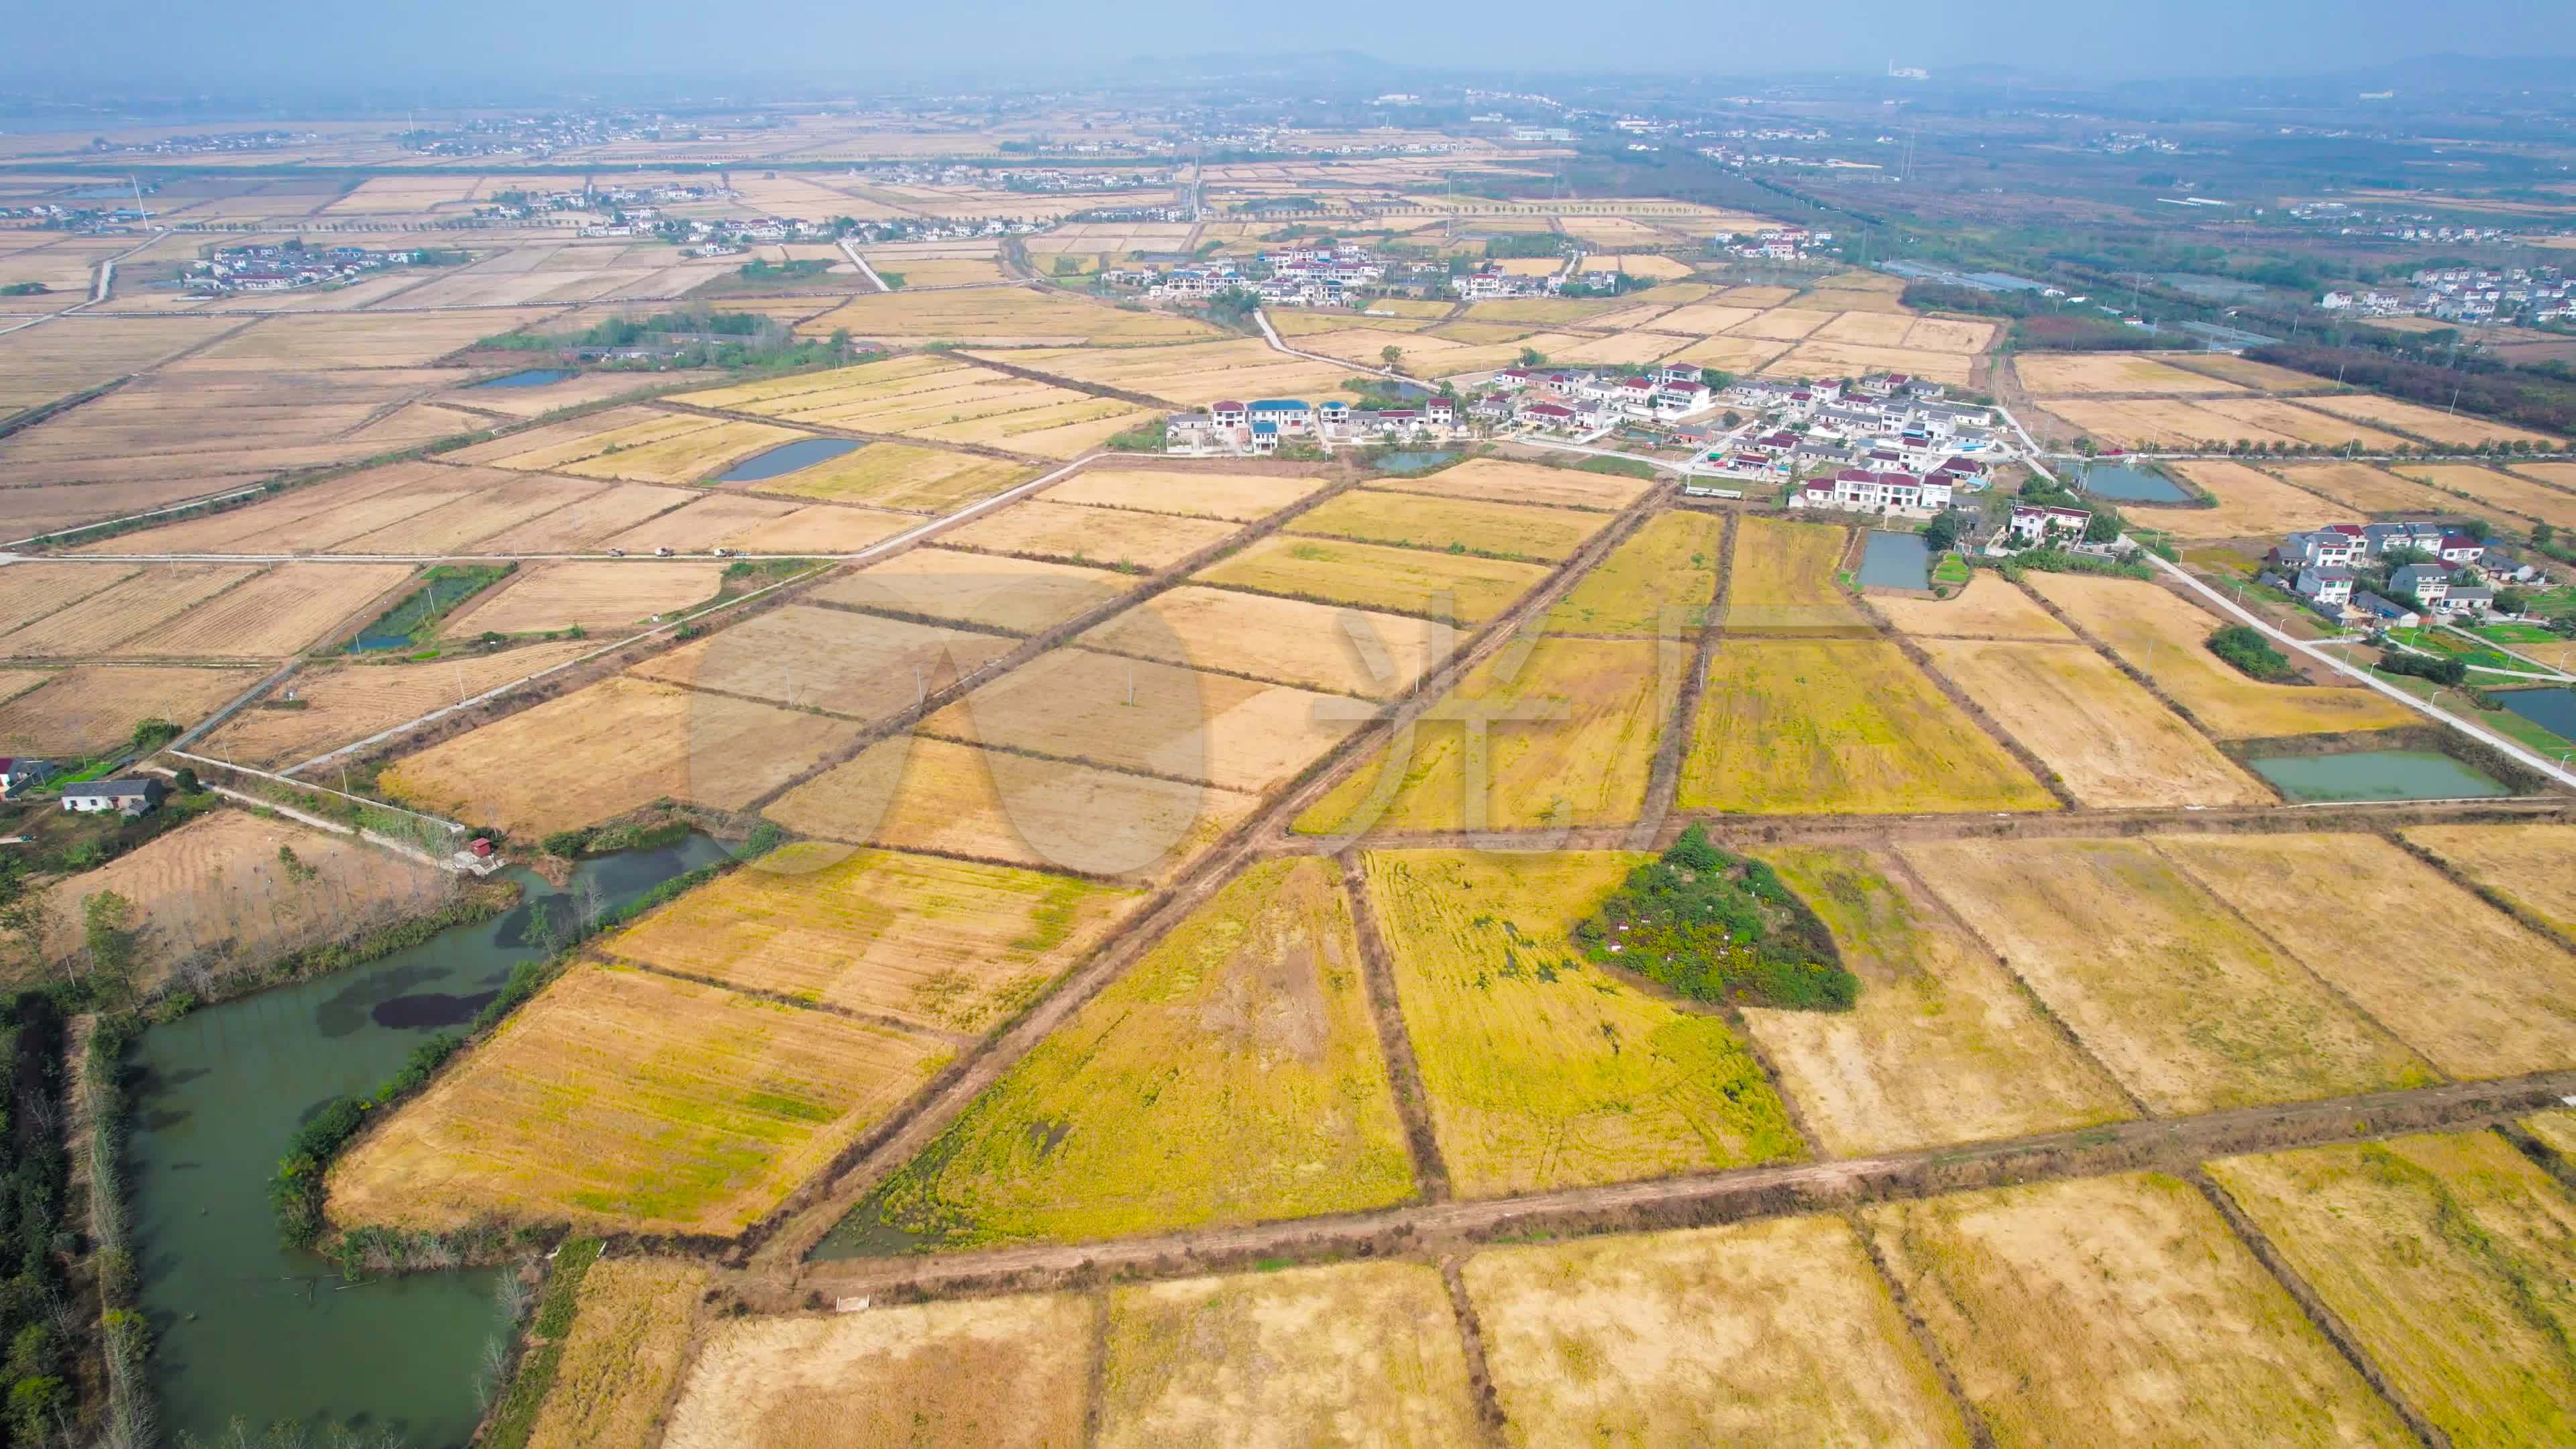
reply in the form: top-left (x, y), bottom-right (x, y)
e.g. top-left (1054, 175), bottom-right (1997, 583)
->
top-left (0, 563), bottom-right (136, 634)
top-left (2014, 354), bottom-right (2253, 396)
top-left (1744, 847), bottom-right (2133, 1155)
top-left (1287, 490), bottom-right (1603, 562)
top-left (1040, 467), bottom-right (1324, 521)
top-left (1195, 535), bottom-right (1550, 624)
top-left (1762, 339), bottom-right (1975, 388)
top-left (739, 441), bottom-right (1034, 511)
top-left (847, 859), bottom-right (1411, 1247)
top-left (1722, 516), bottom-right (1868, 634)
top-left (1465, 1216), bottom-right (1972, 1448)
top-left (1076, 585), bottom-right (1452, 698)
top-left (2156, 460), bottom-right (2356, 539)
top-left (1542, 509), bottom-right (1723, 635)
top-left (1679, 639), bottom-right (2055, 814)
top-left (1362, 850), bottom-right (1803, 1198)
top-left (2271, 460), bottom-right (2459, 516)
top-left (975, 337), bottom-right (1362, 408)
top-left (2299, 392), bottom-right (2565, 449)
top-left (2208, 1133), bottom-right (2576, 1449)
top-left (1917, 638), bottom-right (2271, 808)
top-left (1872, 572), bottom-right (2074, 639)
top-left (1458, 297), bottom-right (1634, 326)
top-left (674, 355), bottom-right (1155, 460)
top-left (0, 315), bottom-right (237, 412)
top-left (1902, 837), bottom-right (2434, 1114)
top-left (2159, 353), bottom-right (2328, 390)
top-left (1864, 1174), bottom-right (2414, 1448)
top-left (817, 546), bottom-right (1136, 635)
top-left (2402, 823), bottom-right (2576, 947)
top-left (604, 841), bottom-right (1137, 1032)
top-left (1374, 456), bottom-right (1652, 512)
top-left (0, 664), bottom-right (258, 757)
top-left (631, 604), bottom-right (1016, 720)
top-left (555, 419), bottom-right (812, 485)
top-left (798, 286), bottom-right (1222, 345)
top-left (2391, 464), bottom-right (2576, 531)
top-left (524, 1257), bottom-right (710, 1449)
top-left (939, 498), bottom-right (1240, 569)
top-left (327, 962), bottom-right (950, 1236)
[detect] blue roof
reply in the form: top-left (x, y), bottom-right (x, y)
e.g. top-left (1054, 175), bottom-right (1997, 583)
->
top-left (1252, 421), bottom-right (1279, 435)
top-left (1247, 398), bottom-right (1310, 413)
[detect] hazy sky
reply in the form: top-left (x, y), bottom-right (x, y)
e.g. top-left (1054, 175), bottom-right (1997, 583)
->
top-left (5, 0), bottom-right (2571, 89)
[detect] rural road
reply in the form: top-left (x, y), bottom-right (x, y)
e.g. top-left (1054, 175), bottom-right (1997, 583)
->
top-left (835, 236), bottom-right (889, 292)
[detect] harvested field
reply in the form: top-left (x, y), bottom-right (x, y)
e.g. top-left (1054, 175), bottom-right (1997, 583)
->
top-left (446, 405), bottom-right (680, 468)
top-left (1902, 317), bottom-right (1995, 353)
top-left (323, 477), bottom-right (625, 556)
top-left (1917, 639), bottom-right (2269, 808)
top-left (1548, 331), bottom-right (1689, 368)
top-left (0, 665), bottom-right (255, 756)
top-left (2201, 396), bottom-right (2420, 447)
top-left (2157, 833), bottom-right (2576, 1079)
top-left (1660, 334), bottom-right (1794, 374)
top-left (1722, 516), bottom-right (1868, 634)
top-left (1465, 1216), bottom-right (1972, 1448)
top-left (1373, 457), bottom-right (1650, 512)
top-left (555, 419), bottom-right (813, 486)
top-left (1680, 639), bottom-right (2054, 814)
top-left (1076, 586), bottom-right (1450, 698)
top-left (2208, 1133), bottom-right (2576, 1449)
top-left (818, 547), bottom-right (1134, 635)
top-left (976, 339), bottom-right (1360, 409)
top-left (1902, 837), bottom-right (2434, 1114)
top-left (197, 641), bottom-right (596, 768)
top-left (2015, 354), bottom-right (2251, 396)
top-left (1362, 850), bottom-right (1802, 1197)
top-left (2389, 464), bottom-right (2576, 531)
top-left (1458, 297), bottom-right (1632, 326)
top-left (0, 564), bottom-right (257, 658)
top-left (2161, 354), bottom-right (2327, 390)
top-left (741, 442), bottom-right (1032, 511)
top-left (922, 647), bottom-right (1357, 794)
top-left (595, 494), bottom-right (798, 553)
top-left (0, 564), bottom-right (137, 636)
top-left (1716, 285), bottom-right (1797, 307)
top-left (128, 563), bottom-right (413, 659)
top-left (326, 962), bottom-right (947, 1235)
top-left (1872, 572), bottom-right (2073, 639)
top-left (1746, 847), bottom-right (2134, 1155)
top-left (797, 286), bottom-right (1220, 345)
top-left (468, 484), bottom-right (695, 553)
top-left (441, 562), bottom-right (722, 637)
top-left (661, 1294), bottom-right (1093, 1449)
top-left (1099, 1263), bottom-right (1480, 1448)
top-left (1810, 310), bottom-right (1917, 347)
top-left (2296, 393), bottom-right (2565, 449)
top-left (1288, 492), bottom-right (1601, 562)
top-left (1864, 1174), bottom-right (2414, 1448)
top-left (2272, 461), bottom-right (2459, 516)
top-left (606, 841), bottom-right (1134, 1032)
top-left (1638, 303), bottom-right (1761, 335)
top-left (1729, 307), bottom-right (1831, 342)
top-left (525, 1258), bottom-right (710, 1449)
top-left (938, 498), bottom-right (1239, 569)
top-left (1195, 536), bottom-right (1549, 624)
top-left (1542, 509), bottom-right (1723, 635)
top-left (1040, 468), bottom-right (1323, 522)
top-left (2043, 396), bottom-right (2402, 451)
top-left (0, 315), bottom-right (236, 413)
top-left (677, 356), bottom-right (1155, 460)
top-left (849, 859), bottom-right (1410, 1247)
top-left (192, 310), bottom-right (547, 368)
top-left (1763, 341), bottom-right (1974, 388)
top-left (2156, 460), bottom-right (2357, 539)
top-left (717, 502), bottom-right (918, 554)
top-left (765, 735), bottom-right (1259, 884)
top-left (2023, 570), bottom-right (2414, 735)
top-left (380, 675), bottom-right (867, 837)
top-left (2402, 824), bottom-right (2576, 946)
top-left (633, 604), bottom-right (1014, 719)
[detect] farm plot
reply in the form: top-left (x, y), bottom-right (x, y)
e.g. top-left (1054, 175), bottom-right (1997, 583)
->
top-left (1375, 457), bottom-right (1650, 511)
top-left (1289, 491), bottom-right (1601, 562)
top-left (1458, 297), bottom-right (1633, 326)
top-left (2160, 353), bottom-right (2328, 390)
top-left (0, 564), bottom-right (138, 636)
top-left (1362, 850), bottom-right (1802, 1197)
top-left (2157, 833), bottom-right (2576, 1079)
top-left (0, 315), bottom-right (238, 413)
top-left (1099, 1263), bottom-right (1481, 1449)
top-left (2391, 464), bottom-right (2576, 531)
top-left (466, 484), bottom-right (694, 554)
top-left (1746, 847), bottom-right (2133, 1155)
top-left (2295, 392), bottom-right (2564, 449)
top-left (553, 419), bottom-right (814, 486)
top-left (1076, 586), bottom-right (1450, 698)
top-left (797, 286), bottom-right (1220, 345)
top-left (126, 563), bottom-right (413, 659)
top-left (1680, 639), bottom-right (2054, 814)
top-left (1546, 331), bottom-right (1690, 368)
top-left (864, 256), bottom-right (1010, 287)
top-left (592, 494), bottom-right (799, 554)
top-left (1638, 303), bottom-right (1762, 335)
top-left (705, 502), bottom-right (916, 554)
top-left (1722, 516), bottom-right (1868, 634)
top-left (0, 565), bottom-right (257, 659)
top-left (2198, 396), bottom-right (2416, 448)
top-left (1658, 333), bottom-right (1794, 374)
top-left (922, 646), bottom-right (1357, 794)
top-left (1464, 1216), bottom-right (1972, 1448)
top-left (2042, 396), bottom-right (2351, 451)
top-left (1872, 572), bottom-right (2073, 639)
top-left (1542, 509), bottom-right (1723, 635)
top-left (818, 547), bottom-right (1134, 635)
top-left (2272, 461), bottom-right (2460, 515)
top-left (1040, 467), bottom-right (1322, 521)
top-left (1298, 636), bottom-right (1668, 835)
top-left (2208, 1133), bottom-right (2576, 1449)
top-left (938, 498), bottom-right (1238, 569)
top-left (660, 1295), bottom-right (1095, 1449)
top-left (766, 735), bottom-right (1260, 884)
top-left (976, 339), bottom-right (1361, 408)
top-left (1918, 639), bottom-right (2269, 808)
top-left (1197, 536), bottom-right (1549, 624)
top-left (196, 641), bottom-right (596, 768)
top-left (0, 665), bottom-right (252, 755)
top-left (605, 841), bottom-right (1134, 1032)
top-left (1762, 341), bottom-right (1974, 388)
top-left (322, 476), bottom-right (625, 556)
top-left (190, 309), bottom-right (547, 368)
top-left (1863, 1174), bottom-right (2414, 1448)
top-left (2015, 354), bottom-right (2252, 396)
top-left (633, 604), bottom-right (1016, 719)
top-left (380, 675), bottom-right (866, 837)
top-left (848, 859), bottom-right (1411, 1247)
top-left (2023, 571), bottom-right (2414, 735)
top-left (1901, 837), bottom-right (2433, 1114)
top-left (64, 462), bottom-right (455, 556)
top-left (1902, 316), bottom-right (1994, 353)
top-left (2157, 460), bottom-right (2357, 539)
top-left (326, 964), bottom-right (948, 1236)
top-left (1810, 310), bottom-right (1916, 346)
top-left (737, 441), bottom-right (1032, 511)
top-left (439, 562), bottom-right (720, 637)
top-left (523, 1258), bottom-right (710, 1449)
top-left (2402, 824), bottom-right (2576, 946)
top-left (1728, 307), bottom-right (1831, 342)
top-left (674, 356), bottom-right (1154, 460)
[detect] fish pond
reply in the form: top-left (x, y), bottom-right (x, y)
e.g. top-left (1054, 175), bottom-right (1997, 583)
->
top-left (468, 368), bottom-right (576, 388)
top-left (2248, 749), bottom-right (2512, 802)
top-left (2496, 687), bottom-right (2576, 745)
top-left (714, 437), bottom-right (865, 482)
top-left (2074, 462), bottom-right (2192, 504)
top-left (1856, 531), bottom-right (1931, 590)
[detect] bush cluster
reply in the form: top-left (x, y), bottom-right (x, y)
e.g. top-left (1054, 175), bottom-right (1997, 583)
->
top-left (1572, 828), bottom-right (1857, 1012)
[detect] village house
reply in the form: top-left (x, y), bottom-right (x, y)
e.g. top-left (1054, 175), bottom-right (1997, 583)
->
top-left (2006, 503), bottom-right (2092, 545)
top-left (2292, 565), bottom-right (2357, 610)
top-left (60, 778), bottom-right (164, 817)
top-left (2350, 591), bottom-right (2422, 629)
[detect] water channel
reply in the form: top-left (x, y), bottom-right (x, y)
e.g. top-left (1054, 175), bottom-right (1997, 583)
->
top-left (2247, 749), bottom-right (2511, 802)
top-left (468, 368), bottom-right (576, 388)
top-left (129, 835), bottom-right (730, 1445)
top-left (714, 437), bottom-right (865, 482)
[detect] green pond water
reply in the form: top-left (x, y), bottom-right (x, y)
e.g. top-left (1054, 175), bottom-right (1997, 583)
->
top-left (2249, 749), bottom-right (2510, 802)
top-left (129, 835), bottom-right (729, 1446)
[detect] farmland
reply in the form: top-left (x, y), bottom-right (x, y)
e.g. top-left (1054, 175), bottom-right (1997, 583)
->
top-left (1075, 586), bottom-right (1450, 698)
top-left (523, 1257), bottom-right (710, 1449)
top-left (1042, 467), bottom-right (1324, 521)
top-left (1864, 1174), bottom-right (2414, 1447)
top-left (938, 498), bottom-right (1239, 569)
top-left (971, 337), bottom-right (1362, 407)
top-left (2272, 461), bottom-right (2460, 515)
top-left (1195, 535), bottom-right (1550, 623)
top-left (0, 664), bottom-right (257, 756)
top-left (1360, 850), bottom-right (1803, 1198)
top-left (818, 547), bottom-right (1136, 634)
top-left (1722, 517), bottom-right (1869, 634)
top-left (2389, 464), bottom-right (2576, 531)
top-left (1902, 837), bottom-right (2433, 1114)
top-left (122, 564), bottom-right (414, 659)
top-left (1289, 490), bottom-right (1601, 563)
top-left (1916, 639), bottom-right (2270, 808)
top-left (2045, 396), bottom-right (2404, 451)
top-left (2297, 392), bottom-right (2564, 449)
top-left (555, 419), bottom-right (812, 485)
top-left (1764, 339), bottom-right (1975, 388)
top-left (796, 286), bottom-right (1221, 345)
top-left (2157, 460), bottom-right (2359, 539)
top-left (1376, 456), bottom-right (1653, 511)
top-left (1872, 573), bottom-right (2074, 639)
top-left (1542, 509), bottom-right (1723, 635)
top-left (845, 859), bottom-right (1411, 1247)
top-left (2402, 823), bottom-right (2576, 946)
top-left (1679, 639), bottom-right (2055, 814)
top-left (1, 564), bottom-right (257, 658)
top-left (0, 564), bottom-right (136, 634)
top-left (1464, 1216), bottom-right (1972, 1447)
top-left (674, 356), bottom-right (1155, 459)
top-left (631, 605), bottom-right (1017, 719)
top-left (197, 640), bottom-right (596, 768)
top-left (2017, 353), bottom-right (2251, 396)
top-left (441, 562), bottom-right (723, 638)
top-left (741, 442), bottom-right (1034, 511)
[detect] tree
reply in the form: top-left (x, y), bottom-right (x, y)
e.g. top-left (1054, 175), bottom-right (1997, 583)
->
top-left (173, 767), bottom-right (199, 794)
top-left (2083, 508), bottom-right (2125, 545)
top-left (1517, 347), bottom-right (1547, 368)
top-left (83, 890), bottom-right (140, 995)
top-left (2495, 586), bottom-right (2531, 615)
top-left (1380, 344), bottom-right (1404, 370)
top-left (1923, 511), bottom-right (1962, 553)
top-left (2534, 522), bottom-right (2556, 547)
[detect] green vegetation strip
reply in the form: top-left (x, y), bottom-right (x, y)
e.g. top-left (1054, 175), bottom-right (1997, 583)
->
top-left (1574, 828), bottom-right (1857, 1011)
top-left (2207, 625), bottom-right (2298, 682)
top-left (477, 1238), bottom-right (602, 1449)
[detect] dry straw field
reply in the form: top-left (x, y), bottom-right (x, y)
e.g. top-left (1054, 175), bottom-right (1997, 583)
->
top-left (522, 1257), bottom-right (710, 1449)
top-left (1195, 536), bottom-right (1551, 624)
top-left (798, 286), bottom-right (1221, 345)
top-left (1872, 572), bottom-right (2074, 639)
top-left (198, 641), bottom-right (596, 769)
top-left (442, 563), bottom-right (722, 638)
top-left (2391, 464), bottom-right (2576, 531)
top-left (631, 605), bottom-right (1016, 720)
top-left (2016, 354), bottom-right (2254, 396)
top-left (816, 547), bottom-right (1137, 635)
top-left (0, 664), bottom-right (258, 756)
top-left (2156, 460), bottom-right (2356, 539)
top-left (939, 498), bottom-right (1240, 570)
top-left (1722, 517), bottom-right (1869, 635)
top-left (1916, 639), bottom-right (2270, 808)
top-left (1075, 586), bottom-right (1451, 698)
top-left (2402, 823), bottom-right (2576, 945)
top-left (2299, 392), bottom-right (2564, 449)
top-left (1042, 468), bottom-right (1324, 521)
top-left (1288, 491), bottom-right (1602, 562)
top-left (2271, 460), bottom-right (2459, 515)
top-left (676, 356), bottom-right (1155, 459)
top-left (1542, 510), bottom-right (1723, 635)
top-left (741, 442), bottom-right (1032, 511)
top-left (975, 337), bottom-right (1362, 407)
top-left (1377, 457), bottom-right (1654, 511)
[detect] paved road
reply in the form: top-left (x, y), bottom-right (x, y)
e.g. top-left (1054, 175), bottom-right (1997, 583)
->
top-left (835, 236), bottom-right (889, 293)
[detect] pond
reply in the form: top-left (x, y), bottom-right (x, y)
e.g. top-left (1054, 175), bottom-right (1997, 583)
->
top-left (129, 835), bottom-right (731, 1446)
top-left (2248, 750), bottom-right (2512, 802)
top-left (2496, 687), bottom-right (2576, 745)
top-left (468, 368), bottom-right (576, 389)
top-left (2075, 462), bottom-right (2192, 503)
top-left (714, 437), bottom-right (865, 483)
top-left (1373, 450), bottom-right (1456, 475)
top-left (1855, 531), bottom-right (1931, 590)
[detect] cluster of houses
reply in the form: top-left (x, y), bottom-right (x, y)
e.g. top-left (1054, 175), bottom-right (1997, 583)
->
top-left (184, 244), bottom-right (433, 295)
top-left (1167, 395), bottom-right (1466, 454)
top-left (2320, 266), bottom-right (2573, 325)
top-left (1712, 225), bottom-right (1830, 261)
top-left (2264, 521), bottom-right (2552, 625)
top-left (1709, 374), bottom-right (2006, 515)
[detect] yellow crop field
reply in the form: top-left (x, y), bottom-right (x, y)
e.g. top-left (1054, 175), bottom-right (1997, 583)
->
top-left (471, 483), bottom-right (695, 553)
top-left (1680, 639), bottom-right (2054, 814)
top-left (1077, 585), bottom-right (1450, 698)
top-left (1196, 535), bottom-right (1550, 623)
top-left (2299, 392), bottom-right (2565, 449)
top-left (2043, 396), bottom-right (2402, 450)
top-left (2201, 396), bottom-right (2415, 449)
top-left (1289, 491), bottom-right (1601, 562)
top-left (188, 309), bottom-right (541, 368)
top-left (1902, 316), bottom-right (1995, 353)
top-left (2022, 571), bottom-right (2414, 735)
top-left (1098, 1263), bottom-right (1480, 1448)
top-left (849, 859), bottom-right (1411, 1246)
top-left (1811, 310), bottom-right (1916, 347)
top-left (1872, 573), bottom-right (2073, 639)
top-left (0, 315), bottom-right (236, 413)
top-left (1548, 331), bottom-right (1690, 368)
top-left (1662, 333), bottom-right (1793, 374)
top-left (133, 563), bottom-right (413, 659)
top-left (1465, 1216), bottom-right (1972, 1447)
top-left (634, 603), bottom-right (1015, 720)
top-left (798, 286), bottom-right (1221, 345)
top-left (1375, 457), bottom-right (1651, 511)
top-left (2208, 1134), bottom-right (2576, 1449)
top-left (1918, 639), bottom-right (2269, 808)
top-left (460, 408), bottom-right (712, 472)
top-left (0, 564), bottom-right (257, 658)
top-left (1902, 837), bottom-right (2434, 1114)
top-left (1864, 1174), bottom-right (2414, 1448)
top-left (1729, 307), bottom-right (1831, 342)
top-left (1746, 847), bottom-right (2133, 1155)
top-left (1723, 516), bottom-right (1868, 634)
top-left (525, 1258), bottom-right (709, 1449)
top-left (1763, 340), bottom-right (1974, 387)
top-left (1459, 297), bottom-right (1633, 325)
top-left (662, 1295), bottom-right (1094, 1449)
top-left (676, 356), bottom-right (1155, 460)
top-left (381, 675), bottom-right (866, 837)
top-left (1543, 510), bottom-right (1723, 635)
top-left (556, 419), bottom-right (812, 484)
top-left (0, 665), bottom-right (255, 757)
top-left (974, 338), bottom-right (1362, 408)
top-left (2272, 461), bottom-right (2459, 515)
top-left (1716, 284), bottom-right (1797, 307)
top-left (818, 547), bottom-right (1136, 635)
top-left (2161, 353), bottom-right (2327, 390)
top-left (1640, 303), bottom-right (1762, 335)
top-left (0, 564), bottom-right (136, 635)
top-left (1041, 467), bottom-right (1323, 521)
top-left (941, 498), bottom-right (1240, 569)
top-left (742, 442), bottom-right (1034, 511)
top-left (2157, 460), bottom-right (2356, 538)
top-left (201, 642), bottom-right (596, 769)
top-left (2392, 464), bottom-right (2576, 531)
top-left (1268, 311), bottom-right (1428, 337)
top-left (1362, 850), bottom-right (1803, 1197)
top-left (327, 962), bottom-right (949, 1235)
top-left (767, 735), bottom-right (1259, 885)
top-left (2402, 824), bottom-right (2576, 946)
top-left (2015, 354), bottom-right (2252, 396)
top-left (442, 562), bottom-right (722, 637)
